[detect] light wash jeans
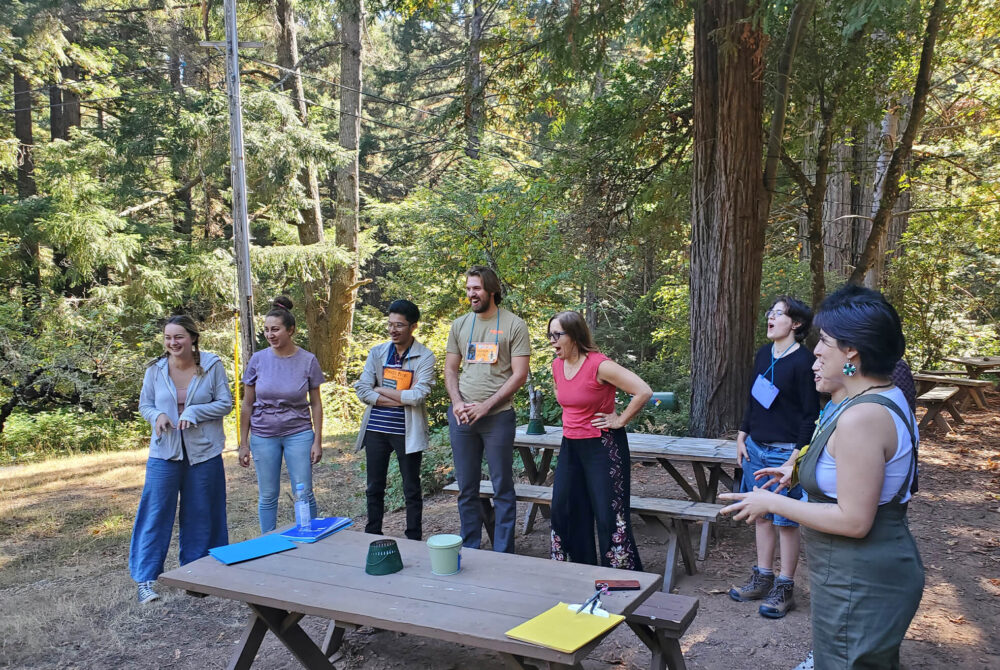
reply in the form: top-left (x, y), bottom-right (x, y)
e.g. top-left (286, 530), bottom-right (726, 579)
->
top-left (250, 429), bottom-right (318, 532)
top-left (129, 454), bottom-right (228, 583)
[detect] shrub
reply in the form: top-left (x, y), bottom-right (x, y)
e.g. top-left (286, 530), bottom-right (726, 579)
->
top-left (0, 410), bottom-right (146, 464)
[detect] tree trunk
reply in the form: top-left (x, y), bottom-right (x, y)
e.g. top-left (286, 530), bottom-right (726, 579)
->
top-left (849, 0), bottom-right (947, 284)
top-left (689, 0), bottom-right (766, 438)
top-left (307, 0), bottom-right (364, 384)
top-left (14, 71), bottom-right (41, 293)
top-left (276, 0), bottom-right (324, 244)
top-left (60, 65), bottom-right (81, 133)
top-left (464, 0), bottom-right (484, 159)
top-left (49, 85), bottom-right (65, 141)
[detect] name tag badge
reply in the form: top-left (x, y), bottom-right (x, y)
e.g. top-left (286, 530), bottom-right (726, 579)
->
top-left (751, 374), bottom-right (779, 409)
top-left (382, 367), bottom-right (413, 391)
top-left (466, 342), bottom-right (499, 364)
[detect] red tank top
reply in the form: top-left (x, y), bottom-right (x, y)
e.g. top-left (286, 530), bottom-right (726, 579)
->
top-left (553, 352), bottom-right (616, 439)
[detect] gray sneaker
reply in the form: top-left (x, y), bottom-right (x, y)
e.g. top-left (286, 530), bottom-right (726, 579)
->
top-left (137, 581), bottom-right (160, 604)
top-left (729, 566), bottom-right (775, 602)
top-left (759, 578), bottom-right (795, 618)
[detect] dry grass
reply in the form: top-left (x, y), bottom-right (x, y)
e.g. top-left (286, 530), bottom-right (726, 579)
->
top-left (0, 433), bottom-right (361, 668)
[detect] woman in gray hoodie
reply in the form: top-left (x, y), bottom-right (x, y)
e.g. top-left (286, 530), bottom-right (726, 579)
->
top-left (129, 315), bottom-right (233, 604)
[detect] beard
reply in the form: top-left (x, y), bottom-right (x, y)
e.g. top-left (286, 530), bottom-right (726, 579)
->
top-left (471, 296), bottom-right (492, 313)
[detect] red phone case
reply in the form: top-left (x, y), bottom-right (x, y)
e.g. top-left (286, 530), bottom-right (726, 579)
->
top-left (596, 579), bottom-right (641, 591)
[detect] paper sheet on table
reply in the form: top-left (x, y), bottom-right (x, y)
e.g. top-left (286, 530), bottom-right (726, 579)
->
top-left (208, 534), bottom-right (296, 565)
top-left (504, 602), bottom-right (624, 654)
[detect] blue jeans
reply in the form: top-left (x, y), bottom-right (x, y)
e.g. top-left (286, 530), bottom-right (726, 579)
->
top-left (250, 429), bottom-right (317, 533)
top-left (128, 454), bottom-right (228, 583)
top-left (448, 407), bottom-right (516, 553)
top-left (740, 435), bottom-right (803, 527)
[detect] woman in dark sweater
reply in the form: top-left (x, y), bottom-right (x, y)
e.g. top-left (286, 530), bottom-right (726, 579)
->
top-left (729, 296), bottom-right (819, 619)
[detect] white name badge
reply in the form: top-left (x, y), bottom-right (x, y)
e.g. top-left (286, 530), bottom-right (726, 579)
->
top-left (751, 374), bottom-right (779, 409)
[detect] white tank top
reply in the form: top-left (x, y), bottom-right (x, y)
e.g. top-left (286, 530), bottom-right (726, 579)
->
top-left (814, 386), bottom-right (917, 505)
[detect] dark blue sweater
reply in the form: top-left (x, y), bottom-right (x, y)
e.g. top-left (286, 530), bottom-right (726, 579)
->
top-left (740, 343), bottom-right (820, 448)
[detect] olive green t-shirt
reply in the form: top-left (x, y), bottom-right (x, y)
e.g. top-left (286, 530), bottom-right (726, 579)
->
top-left (446, 308), bottom-right (531, 414)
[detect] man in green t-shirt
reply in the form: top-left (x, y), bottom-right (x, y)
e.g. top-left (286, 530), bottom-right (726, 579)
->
top-left (445, 266), bottom-right (530, 553)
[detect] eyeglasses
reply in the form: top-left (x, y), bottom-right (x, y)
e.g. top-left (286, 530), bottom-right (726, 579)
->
top-left (765, 309), bottom-right (786, 319)
top-left (547, 330), bottom-right (566, 342)
top-left (387, 322), bottom-right (411, 331)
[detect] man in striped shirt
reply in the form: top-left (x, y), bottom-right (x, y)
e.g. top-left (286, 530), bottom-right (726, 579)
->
top-left (354, 300), bottom-right (436, 540)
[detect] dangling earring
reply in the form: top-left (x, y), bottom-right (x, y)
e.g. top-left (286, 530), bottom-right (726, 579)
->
top-left (842, 361), bottom-right (857, 377)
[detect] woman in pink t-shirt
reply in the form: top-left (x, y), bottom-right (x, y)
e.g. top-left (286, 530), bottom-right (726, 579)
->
top-left (547, 311), bottom-right (652, 569)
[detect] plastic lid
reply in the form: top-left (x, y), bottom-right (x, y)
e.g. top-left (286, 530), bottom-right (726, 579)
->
top-left (426, 534), bottom-right (463, 549)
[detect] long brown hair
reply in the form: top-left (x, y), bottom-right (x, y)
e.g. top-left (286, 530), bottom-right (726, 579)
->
top-left (150, 314), bottom-right (204, 375)
top-left (466, 265), bottom-right (503, 305)
top-left (548, 311), bottom-right (599, 354)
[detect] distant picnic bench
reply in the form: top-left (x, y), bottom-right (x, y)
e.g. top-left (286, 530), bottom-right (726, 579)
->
top-left (913, 372), bottom-right (992, 432)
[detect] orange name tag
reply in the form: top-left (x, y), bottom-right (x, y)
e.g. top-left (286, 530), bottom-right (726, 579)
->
top-left (383, 367), bottom-right (413, 391)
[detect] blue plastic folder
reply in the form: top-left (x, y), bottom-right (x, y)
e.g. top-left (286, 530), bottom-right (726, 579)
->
top-left (278, 517), bottom-right (353, 543)
top-left (208, 534), bottom-right (297, 565)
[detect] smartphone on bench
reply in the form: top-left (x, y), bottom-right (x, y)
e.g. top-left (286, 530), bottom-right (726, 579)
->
top-left (596, 579), bottom-right (641, 591)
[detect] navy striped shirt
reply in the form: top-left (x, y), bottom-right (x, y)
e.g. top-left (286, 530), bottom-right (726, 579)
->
top-left (368, 405), bottom-right (405, 434)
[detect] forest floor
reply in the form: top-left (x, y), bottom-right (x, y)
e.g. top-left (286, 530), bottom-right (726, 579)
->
top-left (1, 393), bottom-right (999, 670)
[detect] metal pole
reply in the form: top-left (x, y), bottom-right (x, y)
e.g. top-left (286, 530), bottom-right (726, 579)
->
top-left (223, 0), bottom-right (255, 373)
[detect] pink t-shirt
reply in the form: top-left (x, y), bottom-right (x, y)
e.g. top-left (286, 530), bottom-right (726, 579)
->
top-left (553, 352), bottom-right (616, 439)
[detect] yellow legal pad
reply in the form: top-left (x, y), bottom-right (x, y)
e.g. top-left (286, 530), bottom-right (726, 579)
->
top-left (504, 602), bottom-right (625, 654)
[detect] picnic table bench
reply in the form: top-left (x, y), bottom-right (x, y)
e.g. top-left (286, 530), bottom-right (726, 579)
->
top-left (160, 530), bottom-right (667, 670)
top-left (913, 373), bottom-right (992, 411)
top-left (512, 426), bottom-right (739, 561)
top-left (444, 481), bottom-right (724, 593)
top-left (916, 386), bottom-right (962, 432)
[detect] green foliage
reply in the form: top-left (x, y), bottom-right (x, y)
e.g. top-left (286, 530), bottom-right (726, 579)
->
top-left (0, 410), bottom-right (145, 464)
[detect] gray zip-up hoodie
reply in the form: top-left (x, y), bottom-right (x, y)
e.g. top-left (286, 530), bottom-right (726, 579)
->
top-left (139, 351), bottom-right (233, 464)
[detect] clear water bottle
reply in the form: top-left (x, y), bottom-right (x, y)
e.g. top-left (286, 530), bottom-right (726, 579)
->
top-left (294, 482), bottom-right (312, 530)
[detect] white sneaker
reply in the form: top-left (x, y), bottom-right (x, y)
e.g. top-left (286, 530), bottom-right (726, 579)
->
top-left (137, 581), bottom-right (160, 604)
top-left (792, 651), bottom-right (814, 670)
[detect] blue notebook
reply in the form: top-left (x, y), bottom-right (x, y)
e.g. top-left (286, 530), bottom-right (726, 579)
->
top-left (278, 517), bottom-right (354, 543)
top-left (209, 534), bottom-right (297, 565)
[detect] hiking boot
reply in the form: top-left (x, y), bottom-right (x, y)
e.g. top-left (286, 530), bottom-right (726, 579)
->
top-left (728, 566), bottom-right (774, 602)
top-left (137, 581), bottom-right (160, 604)
top-left (759, 578), bottom-right (795, 618)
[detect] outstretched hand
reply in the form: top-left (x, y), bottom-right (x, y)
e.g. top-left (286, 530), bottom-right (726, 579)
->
top-left (754, 465), bottom-right (793, 493)
top-left (718, 488), bottom-right (779, 524)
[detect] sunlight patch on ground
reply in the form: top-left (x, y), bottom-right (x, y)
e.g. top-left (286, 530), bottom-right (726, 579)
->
top-left (911, 580), bottom-right (986, 646)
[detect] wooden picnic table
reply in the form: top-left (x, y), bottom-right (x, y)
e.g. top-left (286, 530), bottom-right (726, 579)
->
top-left (913, 372), bottom-right (992, 410)
top-left (159, 530), bottom-right (663, 670)
top-left (513, 426), bottom-right (739, 559)
top-left (942, 356), bottom-right (1000, 379)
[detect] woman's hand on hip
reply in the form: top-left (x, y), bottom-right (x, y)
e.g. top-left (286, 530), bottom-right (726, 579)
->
top-left (718, 488), bottom-right (777, 524)
top-left (591, 412), bottom-right (623, 430)
top-left (237, 444), bottom-right (251, 468)
top-left (311, 440), bottom-right (323, 465)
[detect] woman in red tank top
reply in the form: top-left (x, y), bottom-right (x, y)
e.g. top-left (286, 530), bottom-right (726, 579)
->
top-left (547, 311), bottom-right (652, 570)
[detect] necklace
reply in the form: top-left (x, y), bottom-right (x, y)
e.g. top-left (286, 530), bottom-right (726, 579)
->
top-left (848, 382), bottom-right (893, 401)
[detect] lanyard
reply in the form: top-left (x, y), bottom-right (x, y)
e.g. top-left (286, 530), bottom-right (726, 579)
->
top-left (811, 397), bottom-right (847, 442)
top-left (763, 342), bottom-right (795, 384)
top-left (385, 342), bottom-right (412, 368)
top-left (466, 311), bottom-right (501, 350)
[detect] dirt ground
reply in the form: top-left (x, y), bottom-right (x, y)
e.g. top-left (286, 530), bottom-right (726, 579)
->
top-left (2, 392), bottom-right (999, 670)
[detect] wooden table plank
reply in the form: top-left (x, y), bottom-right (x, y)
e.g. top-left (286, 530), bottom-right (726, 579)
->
top-left (160, 530), bottom-right (662, 667)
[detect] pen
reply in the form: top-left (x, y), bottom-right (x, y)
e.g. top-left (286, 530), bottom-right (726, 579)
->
top-left (575, 587), bottom-right (605, 614)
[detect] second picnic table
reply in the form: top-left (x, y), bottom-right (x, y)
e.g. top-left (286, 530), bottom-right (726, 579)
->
top-left (942, 355), bottom-right (1000, 379)
top-left (513, 425), bottom-right (739, 554)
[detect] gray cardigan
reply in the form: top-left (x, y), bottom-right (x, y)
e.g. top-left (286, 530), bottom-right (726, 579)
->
top-left (353, 339), bottom-right (435, 454)
top-left (139, 352), bottom-right (234, 464)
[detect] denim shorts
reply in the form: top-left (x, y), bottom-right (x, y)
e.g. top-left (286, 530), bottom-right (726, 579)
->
top-left (740, 435), bottom-right (804, 527)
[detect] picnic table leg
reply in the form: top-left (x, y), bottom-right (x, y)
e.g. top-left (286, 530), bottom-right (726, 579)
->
top-left (697, 464), bottom-right (722, 561)
top-left (519, 447), bottom-right (553, 534)
top-left (655, 458), bottom-right (701, 502)
top-left (945, 399), bottom-right (965, 425)
top-left (227, 612), bottom-right (269, 670)
top-left (321, 621), bottom-right (346, 657)
top-left (628, 623), bottom-right (687, 670)
top-left (480, 497), bottom-right (497, 546)
top-left (248, 604), bottom-right (336, 670)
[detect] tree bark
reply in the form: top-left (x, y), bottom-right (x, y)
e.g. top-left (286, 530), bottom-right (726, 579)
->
top-left (849, 0), bottom-right (947, 284)
top-left (689, 0), bottom-right (766, 438)
top-left (14, 71), bottom-right (41, 292)
top-left (60, 65), bottom-right (81, 132)
top-left (464, 0), bottom-right (484, 159)
top-left (49, 85), bottom-right (65, 141)
top-left (276, 0), bottom-right (324, 244)
top-left (761, 0), bottom-right (814, 220)
top-left (307, 0), bottom-right (364, 384)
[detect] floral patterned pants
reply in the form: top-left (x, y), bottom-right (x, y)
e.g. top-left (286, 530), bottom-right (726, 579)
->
top-left (550, 428), bottom-right (642, 570)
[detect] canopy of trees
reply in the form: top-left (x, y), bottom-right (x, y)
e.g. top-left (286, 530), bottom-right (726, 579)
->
top-left (2, 0), bottom-right (998, 453)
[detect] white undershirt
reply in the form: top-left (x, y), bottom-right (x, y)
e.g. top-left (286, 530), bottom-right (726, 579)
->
top-left (815, 386), bottom-right (917, 505)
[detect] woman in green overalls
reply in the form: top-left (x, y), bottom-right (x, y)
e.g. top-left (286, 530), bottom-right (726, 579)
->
top-left (720, 285), bottom-right (923, 670)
